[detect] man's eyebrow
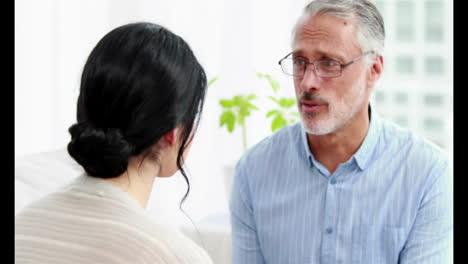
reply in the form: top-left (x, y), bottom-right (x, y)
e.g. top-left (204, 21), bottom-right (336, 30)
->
top-left (322, 51), bottom-right (345, 62)
top-left (292, 50), bottom-right (345, 62)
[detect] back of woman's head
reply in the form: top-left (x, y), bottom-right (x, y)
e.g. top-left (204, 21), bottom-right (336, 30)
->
top-left (68, 22), bottom-right (207, 179)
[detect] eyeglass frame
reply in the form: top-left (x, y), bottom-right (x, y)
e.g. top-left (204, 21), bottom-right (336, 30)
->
top-left (278, 50), bottom-right (375, 78)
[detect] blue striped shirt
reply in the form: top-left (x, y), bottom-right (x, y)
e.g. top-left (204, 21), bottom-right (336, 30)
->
top-left (230, 109), bottom-right (453, 264)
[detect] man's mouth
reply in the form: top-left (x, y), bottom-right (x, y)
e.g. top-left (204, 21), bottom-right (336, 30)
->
top-left (301, 100), bottom-right (327, 113)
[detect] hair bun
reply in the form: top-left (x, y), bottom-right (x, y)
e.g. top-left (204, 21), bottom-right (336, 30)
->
top-left (67, 123), bottom-right (135, 178)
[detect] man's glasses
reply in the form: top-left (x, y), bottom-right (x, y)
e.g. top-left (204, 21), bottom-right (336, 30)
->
top-left (278, 51), bottom-right (375, 78)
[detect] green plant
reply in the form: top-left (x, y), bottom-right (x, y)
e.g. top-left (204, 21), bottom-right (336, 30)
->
top-left (216, 73), bottom-right (299, 153)
top-left (208, 76), bottom-right (219, 87)
top-left (257, 73), bottom-right (299, 132)
top-left (219, 93), bottom-right (259, 152)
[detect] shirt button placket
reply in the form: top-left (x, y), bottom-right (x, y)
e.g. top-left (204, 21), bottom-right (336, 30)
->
top-left (321, 175), bottom-right (338, 264)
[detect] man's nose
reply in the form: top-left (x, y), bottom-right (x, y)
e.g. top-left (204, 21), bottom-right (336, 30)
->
top-left (299, 64), bottom-right (321, 91)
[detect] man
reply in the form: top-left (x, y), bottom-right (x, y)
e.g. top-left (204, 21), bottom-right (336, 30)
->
top-left (229, 0), bottom-right (453, 263)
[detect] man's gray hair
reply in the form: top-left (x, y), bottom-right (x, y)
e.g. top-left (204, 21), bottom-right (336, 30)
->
top-left (293, 0), bottom-right (385, 63)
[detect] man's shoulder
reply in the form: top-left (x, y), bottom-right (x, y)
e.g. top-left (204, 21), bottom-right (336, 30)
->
top-left (380, 118), bottom-right (449, 166)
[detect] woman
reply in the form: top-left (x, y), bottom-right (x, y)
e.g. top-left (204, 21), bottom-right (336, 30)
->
top-left (15, 22), bottom-right (213, 263)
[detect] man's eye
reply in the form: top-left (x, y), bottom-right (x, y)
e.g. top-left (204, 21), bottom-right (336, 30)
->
top-left (293, 59), bottom-right (306, 65)
top-left (321, 60), bottom-right (339, 67)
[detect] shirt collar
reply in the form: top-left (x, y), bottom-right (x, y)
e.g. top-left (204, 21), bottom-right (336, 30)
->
top-left (300, 123), bottom-right (315, 168)
top-left (300, 104), bottom-right (382, 171)
top-left (353, 105), bottom-right (382, 170)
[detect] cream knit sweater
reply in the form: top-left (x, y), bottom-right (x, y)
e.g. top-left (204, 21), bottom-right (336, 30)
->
top-left (15, 174), bottom-right (213, 264)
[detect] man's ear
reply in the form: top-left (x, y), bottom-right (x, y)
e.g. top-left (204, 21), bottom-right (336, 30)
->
top-left (367, 55), bottom-right (384, 89)
top-left (163, 128), bottom-right (178, 147)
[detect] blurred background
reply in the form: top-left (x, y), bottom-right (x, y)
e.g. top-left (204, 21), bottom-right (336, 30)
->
top-left (15, 0), bottom-right (453, 227)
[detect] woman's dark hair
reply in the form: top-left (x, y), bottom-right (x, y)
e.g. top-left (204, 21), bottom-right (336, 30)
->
top-left (67, 22), bottom-right (207, 202)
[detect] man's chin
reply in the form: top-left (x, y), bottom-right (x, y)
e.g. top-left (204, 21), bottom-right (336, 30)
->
top-left (304, 127), bottom-right (334, 136)
top-left (300, 115), bottom-right (339, 135)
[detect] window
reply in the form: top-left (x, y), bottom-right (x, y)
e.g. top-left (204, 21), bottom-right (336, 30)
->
top-left (424, 94), bottom-right (444, 107)
top-left (425, 56), bottom-right (444, 75)
top-left (396, 56), bottom-right (414, 74)
top-left (375, 91), bottom-right (385, 103)
top-left (396, 1), bottom-right (414, 42)
top-left (394, 115), bottom-right (409, 127)
top-left (425, 1), bottom-right (444, 42)
top-left (395, 92), bottom-right (408, 105)
top-left (424, 117), bottom-right (444, 132)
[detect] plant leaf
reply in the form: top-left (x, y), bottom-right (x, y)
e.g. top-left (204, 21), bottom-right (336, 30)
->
top-left (268, 96), bottom-right (279, 104)
top-left (271, 114), bottom-right (287, 132)
top-left (291, 112), bottom-right (300, 117)
top-left (219, 110), bottom-right (232, 125)
top-left (247, 94), bottom-right (258, 101)
top-left (266, 110), bottom-right (279, 118)
top-left (265, 75), bottom-right (280, 93)
top-left (233, 95), bottom-right (243, 106)
top-left (227, 118), bottom-right (235, 132)
top-left (279, 98), bottom-right (297, 108)
top-left (219, 99), bottom-right (234, 108)
top-left (258, 73), bottom-right (280, 93)
top-left (246, 103), bottom-right (259, 110)
top-left (220, 111), bottom-right (236, 132)
top-left (208, 77), bottom-right (219, 87)
top-left (239, 108), bottom-right (251, 118)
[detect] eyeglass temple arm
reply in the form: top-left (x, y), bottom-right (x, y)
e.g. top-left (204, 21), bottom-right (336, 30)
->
top-left (341, 50), bottom-right (376, 67)
top-left (278, 52), bottom-right (294, 65)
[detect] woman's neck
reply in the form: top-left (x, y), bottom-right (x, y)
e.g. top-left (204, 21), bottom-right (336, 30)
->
top-left (104, 158), bottom-right (159, 208)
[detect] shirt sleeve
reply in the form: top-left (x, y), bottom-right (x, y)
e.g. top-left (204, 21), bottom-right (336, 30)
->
top-left (399, 157), bottom-right (453, 263)
top-left (229, 159), bottom-right (266, 264)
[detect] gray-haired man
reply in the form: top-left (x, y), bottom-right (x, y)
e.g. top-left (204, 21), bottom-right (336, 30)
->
top-left (230, 0), bottom-right (453, 263)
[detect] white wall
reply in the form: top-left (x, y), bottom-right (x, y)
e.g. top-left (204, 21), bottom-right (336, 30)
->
top-left (15, 0), bottom-right (110, 157)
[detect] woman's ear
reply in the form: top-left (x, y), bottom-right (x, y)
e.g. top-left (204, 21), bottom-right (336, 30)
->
top-left (163, 128), bottom-right (178, 147)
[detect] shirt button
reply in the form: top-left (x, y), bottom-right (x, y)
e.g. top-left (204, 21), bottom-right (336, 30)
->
top-left (326, 227), bottom-right (333, 234)
top-left (330, 178), bottom-right (337, 185)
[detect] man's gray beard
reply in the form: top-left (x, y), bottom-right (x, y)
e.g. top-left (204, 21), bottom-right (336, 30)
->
top-left (299, 106), bottom-right (354, 136)
top-left (300, 114), bottom-right (342, 135)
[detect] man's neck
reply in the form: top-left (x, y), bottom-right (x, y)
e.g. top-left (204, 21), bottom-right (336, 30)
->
top-left (307, 107), bottom-right (370, 174)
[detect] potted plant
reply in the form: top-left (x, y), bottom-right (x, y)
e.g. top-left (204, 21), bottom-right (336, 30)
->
top-left (219, 94), bottom-right (259, 153)
top-left (217, 73), bottom-right (299, 199)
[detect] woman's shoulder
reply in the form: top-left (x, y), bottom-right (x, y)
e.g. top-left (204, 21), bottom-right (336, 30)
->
top-left (15, 190), bottom-right (213, 263)
top-left (125, 218), bottom-right (214, 263)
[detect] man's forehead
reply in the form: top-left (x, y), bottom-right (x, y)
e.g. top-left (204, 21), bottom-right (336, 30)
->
top-left (300, 14), bottom-right (354, 34)
top-left (293, 13), bottom-right (356, 42)
top-left (292, 14), bottom-right (359, 59)
top-left (304, 13), bottom-right (352, 25)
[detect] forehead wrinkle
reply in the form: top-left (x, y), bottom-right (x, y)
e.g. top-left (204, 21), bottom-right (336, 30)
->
top-left (296, 27), bottom-right (330, 42)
